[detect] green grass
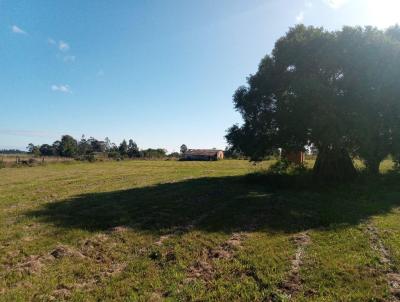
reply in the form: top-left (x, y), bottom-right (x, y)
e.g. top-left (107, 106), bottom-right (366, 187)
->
top-left (1, 159), bottom-right (400, 301)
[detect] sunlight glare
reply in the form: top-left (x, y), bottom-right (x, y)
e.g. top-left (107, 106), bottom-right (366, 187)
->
top-left (366, 0), bottom-right (400, 28)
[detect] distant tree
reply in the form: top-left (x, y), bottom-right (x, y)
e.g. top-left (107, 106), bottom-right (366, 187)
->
top-left (104, 137), bottom-right (111, 151)
top-left (0, 149), bottom-right (26, 154)
top-left (88, 137), bottom-right (106, 153)
top-left (107, 141), bottom-right (120, 159)
top-left (127, 139), bottom-right (139, 158)
top-left (119, 140), bottom-right (128, 156)
top-left (168, 152), bottom-right (180, 158)
top-left (59, 135), bottom-right (78, 157)
top-left (224, 146), bottom-right (244, 159)
top-left (109, 143), bottom-right (118, 152)
top-left (78, 135), bottom-right (91, 155)
top-left (39, 144), bottom-right (54, 156)
top-left (140, 148), bottom-right (167, 158)
top-left (27, 143), bottom-right (40, 156)
top-left (180, 144), bottom-right (188, 154)
top-left (52, 140), bottom-right (62, 156)
top-left (27, 143), bottom-right (35, 153)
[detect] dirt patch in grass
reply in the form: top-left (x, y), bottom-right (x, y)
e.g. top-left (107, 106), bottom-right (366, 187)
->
top-left (13, 254), bottom-right (54, 275)
top-left (187, 257), bottom-right (215, 282)
top-left (50, 244), bottom-right (86, 259)
top-left (279, 232), bottom-right (311, 298)
top-left (148, 291), bottom-right (165, 302)
top-left (186, 231), bottom-right (250, 283)
top-left (366, 224), bottom-right (400, 300)
top-left (154, 234), bottom-right (171, 246)
top-left (7, 244), bottom-right (85, 275)
top-left (109, 225), bottom-right (129, 233)
top-left (184, 212), bottom-right (264, 285)
top-left (78, 234), bottom-right (127, 279)
top-left (5, 232), bottom-right (127, 298)
top-left (51, 285), bottom-right (73, 300)
top-left (7, 245), bottom-right (88, 296)
top-left (209, 232), bottom-right (247, 260)
top-left (45, 235), bottom-right (127, 298)
top-left (79, 234), bottom-right (113, 262)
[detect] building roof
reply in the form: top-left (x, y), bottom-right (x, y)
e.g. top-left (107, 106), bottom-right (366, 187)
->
top-left (184, 149), bottom-right (223, 156)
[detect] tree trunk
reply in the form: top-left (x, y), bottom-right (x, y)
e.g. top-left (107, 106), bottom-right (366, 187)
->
top-left (364, 159), bottom-right (381, 175)
top-left (313, 146), bottom-right (357, 182)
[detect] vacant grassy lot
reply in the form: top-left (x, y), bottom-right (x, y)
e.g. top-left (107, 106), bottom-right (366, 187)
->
top-left (1, 159), bottom-right (400, 301)
top-left (0, 154), bottom-right (73, 168)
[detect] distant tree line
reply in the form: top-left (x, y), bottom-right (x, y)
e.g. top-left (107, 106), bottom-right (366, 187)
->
top-left (27, 135), bottom-right (167, 160)
top-left (0, 149), bottom-right (26, 154)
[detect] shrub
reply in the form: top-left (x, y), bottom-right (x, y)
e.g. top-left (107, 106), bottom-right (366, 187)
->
top-left (28, 158), bottom-right (37, 165)
top-left (107, 151), bottom-right (121, 159)
top-left (75, 154), bottom-right (96, 162)
top-left (85, 154), bottom-right (96, 162)
top-left (268, 159), bottom-right (306, 175)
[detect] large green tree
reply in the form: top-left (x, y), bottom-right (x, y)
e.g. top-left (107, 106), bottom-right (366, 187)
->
top-left (335, 26), bottom-right (400, 174)
top-left (227, 25), bottom-right (400, 180)
top-left (127, 139), bottom-right (139, 158)
top-left (59, 135), bottom-right (78, 157)
top-left (119, 140), bottom-right (128, 156)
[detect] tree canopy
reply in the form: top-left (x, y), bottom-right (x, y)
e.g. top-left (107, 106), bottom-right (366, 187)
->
top-left (180, 144), bottom-right (188, 154)
top-left (27, 134), bottom-right (170, 160)
top-left (226, 25), bottom-right (400, 180)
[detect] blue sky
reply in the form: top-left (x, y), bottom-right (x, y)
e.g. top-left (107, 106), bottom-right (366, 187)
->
top-left (1, 0), bottom-right (399, 152)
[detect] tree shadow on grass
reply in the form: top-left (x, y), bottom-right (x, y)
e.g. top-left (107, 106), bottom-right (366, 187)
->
top-left (26, 171), bottom-right (400, 235)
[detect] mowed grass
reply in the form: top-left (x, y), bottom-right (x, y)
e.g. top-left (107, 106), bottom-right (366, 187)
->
top-left (1, 159), bottom-right (400, 301)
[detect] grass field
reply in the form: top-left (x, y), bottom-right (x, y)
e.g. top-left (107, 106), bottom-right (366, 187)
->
top-left (0, 154), bottom-right (73, 168)
top-left (1, 159), bottom-right (400, 301)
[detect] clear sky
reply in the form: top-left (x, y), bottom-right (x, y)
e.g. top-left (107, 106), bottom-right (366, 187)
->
top-left (1, 0), bottom-right (399, 152)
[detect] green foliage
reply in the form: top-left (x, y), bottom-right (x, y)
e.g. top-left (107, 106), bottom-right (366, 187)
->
top-left (140, 148), bottom-right (167, 159)
top-left (30, 135), bottom-right (145, 161)
top-left (168, 152), bottom-right (180, 158)
top-left (59, 135), bottom-right (78, 157)
top-left (268, 159), bottom-right (290, 174)
top-left (52, 140), bottom-right (62, 156)
top-left (76, 153), bottom-right (96, 162)
top-left (336, 26), bottom-right (400, 174)
top-left (0, 149), bottom-right (26, 154)
top-left (127, 139), bottom-right (139, 158)
top-left (227, 25), bottom-right (400, 178)
top-left (180, 144), bottom-right (188, 154)
top-left (39, 144), bottom-right (54, 156)
top-left (107, 151), bottom-right (121, 160)
top-left (224, 146), bottom-right (245, 159)
top-left (267, 159), bottom-right (304, 175)
top-left (27, 143), bottom-right (40, 157)
top-left (119, 140), bottom-right (128, 156)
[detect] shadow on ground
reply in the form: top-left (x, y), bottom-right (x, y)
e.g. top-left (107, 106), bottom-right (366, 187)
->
top-left (27, 171), bottom-right (400, 235)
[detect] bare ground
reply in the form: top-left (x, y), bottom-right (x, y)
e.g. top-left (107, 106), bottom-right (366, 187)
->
top-left (279, 232), bottom-right (311, 299)
top-left (366, 223), bottom-right (400, 301)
